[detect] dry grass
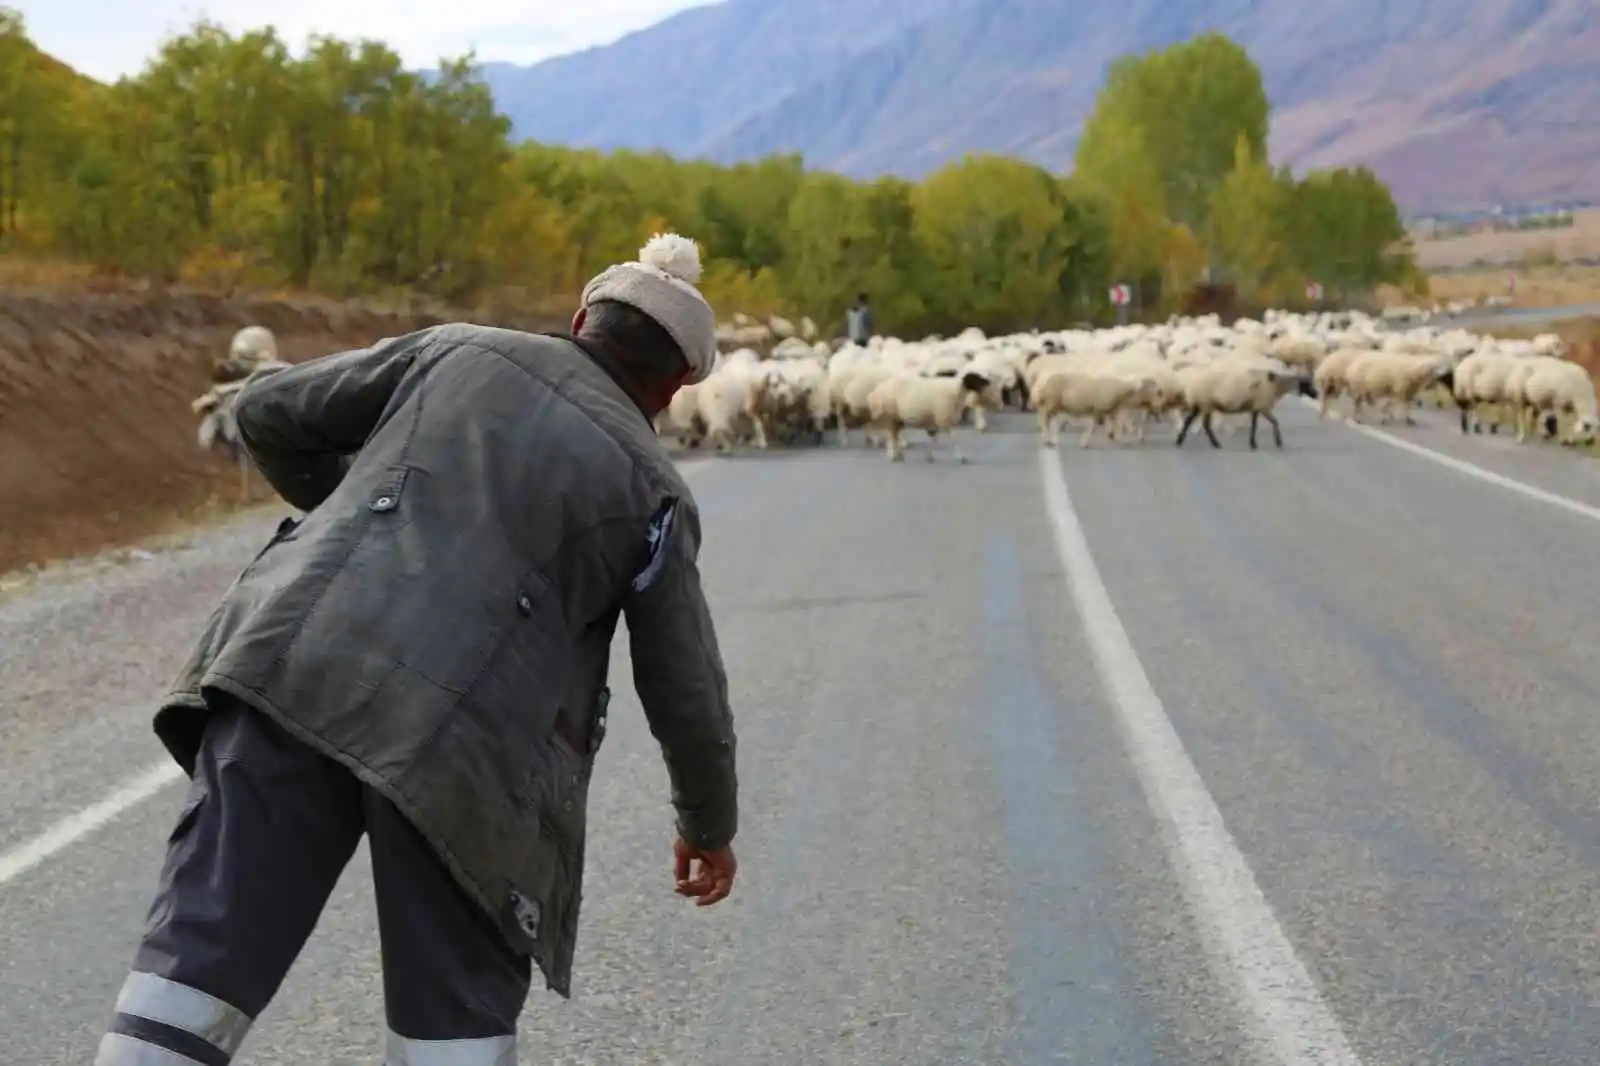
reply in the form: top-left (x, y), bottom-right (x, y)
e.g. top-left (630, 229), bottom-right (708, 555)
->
top-left (0, 254), bottom-right (108, 291)
top-left (1469, 315), bottom-right (1600, 346)
top-left (1410, 209), bottom-right (1600, 270)
top-left (1422, 263), bottom-right (1600, 309)
top-left (0, 251), bottom-right (583, 323)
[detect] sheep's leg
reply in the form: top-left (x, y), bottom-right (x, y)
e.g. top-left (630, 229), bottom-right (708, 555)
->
top-left (1263, 409), bottom-right (1283, 448)
top-left (1457, 399), bottom-right (1471, 434)
top-left (924, 429), bottom-right (939, 461)
top-left (1200, 412), bottom-right (1221, 448)
top-left (1468, 402), bottom-right (1487, 433)
top-left (1176, 407), bottom-right (1201, 446)
top-left (1078, 417), bottom-right (1098, 449)
top-left (887, 422), bottom-right (905, 462)
top-left (1514, 405), bottom-right (1530, 443)
top-left (1248, 411), bottom-right (1260, 450)
top-left (751, 415), bottom-right (770, 450)
top-left (1037, 409), bottom-right (1055, 447)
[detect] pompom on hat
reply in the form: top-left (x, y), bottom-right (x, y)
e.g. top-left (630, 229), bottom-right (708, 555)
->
top-left (580, 233), bottom-right (718, 384)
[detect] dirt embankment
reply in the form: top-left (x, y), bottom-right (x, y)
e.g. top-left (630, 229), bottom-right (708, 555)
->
top-left (0, 291), bottom-right (566, 575)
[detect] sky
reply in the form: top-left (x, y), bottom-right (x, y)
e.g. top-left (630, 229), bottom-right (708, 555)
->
top-left (14, 0), bottom-right (717, 81)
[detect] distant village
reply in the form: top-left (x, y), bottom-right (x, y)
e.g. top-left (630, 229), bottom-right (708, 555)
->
top-left (1405, 201), bottom-right (1594, 240)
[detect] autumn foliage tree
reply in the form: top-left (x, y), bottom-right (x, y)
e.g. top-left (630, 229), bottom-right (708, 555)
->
top-left (1, 8), bottom-right (1411, 331)
top-left (1073, 31), bottom-right (1414, 309)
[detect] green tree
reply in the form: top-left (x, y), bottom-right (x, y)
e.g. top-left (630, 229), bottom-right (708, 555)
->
top-left (1284, 166), bottom-right (1410, 297)
top-left (1075, 32), bottom-right (1269, 234)
top-left (1208, 133), bottom-right (1288, 299)
top-left (1064, 122), bottom-right (1168, 288)
top-left (911, 154), bottom-right (1087, 332)
top-left (781, 172), bottom-right (927, 333)
top-left (0, 15), bottom-right (1413, 326)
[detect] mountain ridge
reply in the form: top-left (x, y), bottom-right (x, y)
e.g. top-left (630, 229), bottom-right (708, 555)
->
top-left (479, 0), bottom-right (1600, 212)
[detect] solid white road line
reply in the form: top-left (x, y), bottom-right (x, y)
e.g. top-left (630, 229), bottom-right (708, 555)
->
top-left (1296, 397), bottom-right (1600, 525)
top-left (1037, 448), bottom-right (1363, 1066)
top-left (0, 761), bottom-right (184, 888)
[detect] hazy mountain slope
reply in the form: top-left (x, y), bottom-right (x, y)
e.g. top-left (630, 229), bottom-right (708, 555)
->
top-left (479, 0), bottom-right (1600, 210)
top-left (483, 0), bottom-right (969, 154)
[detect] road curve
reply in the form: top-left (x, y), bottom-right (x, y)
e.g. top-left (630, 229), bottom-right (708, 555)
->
top-left (3, 404), bottom-right (1600, 1065)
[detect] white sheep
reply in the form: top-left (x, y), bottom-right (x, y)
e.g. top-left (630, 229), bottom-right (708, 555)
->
top-left (1029, 359), bottom-right (1161, 449)
top-left (829, 349), bottom-right (898, 446)
top-left (866, 370), bottom-right (991, 462)
top-left (700, 360), bottom-right (777, 452)
top-left (1312, 345), bottom-right (1376, 419)
top-left (1175, 357), bottom-right (1316, 449)
top-left (1451, 350), bottom-right (1528, 435)
top-left (1515, 358), bottom-right (1599, 445)
top-left (1342, 351), bottom-right (1455, 425)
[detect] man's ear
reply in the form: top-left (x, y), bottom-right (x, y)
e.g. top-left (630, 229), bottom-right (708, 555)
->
top-left (571, 307), bottom-right (587, 334)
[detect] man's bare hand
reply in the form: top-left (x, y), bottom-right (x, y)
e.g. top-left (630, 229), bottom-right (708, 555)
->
top-left (673, 835), bottom-right (736, 907)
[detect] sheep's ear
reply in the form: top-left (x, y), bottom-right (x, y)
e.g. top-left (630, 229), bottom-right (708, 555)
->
top-left (960, 371), bottom-right (989, 392)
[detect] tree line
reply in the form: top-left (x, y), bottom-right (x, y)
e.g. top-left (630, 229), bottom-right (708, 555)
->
top-left (1, 12), bottom-right (1421, 335)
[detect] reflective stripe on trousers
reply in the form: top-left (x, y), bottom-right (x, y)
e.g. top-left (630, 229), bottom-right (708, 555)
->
top-left (95, 971), bottom-right (254, 1064)
top-left (386, 1030), bottom-right (517, 1064)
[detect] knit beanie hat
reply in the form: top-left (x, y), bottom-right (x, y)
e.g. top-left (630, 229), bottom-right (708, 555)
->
top-left (580, 233), bottom-right (718, 384)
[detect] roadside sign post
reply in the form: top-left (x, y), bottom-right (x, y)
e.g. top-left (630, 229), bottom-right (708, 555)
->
top-left (1110, 283), bottom-right (1131, 325)
top-left (1306, 282), bottom-right (1323, 306)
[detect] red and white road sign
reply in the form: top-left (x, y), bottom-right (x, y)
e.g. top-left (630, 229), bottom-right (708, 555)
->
top-left (1109, 284), bottom-right (1131, 306)
top-left (1306, 282), bottom-right (1324, 300)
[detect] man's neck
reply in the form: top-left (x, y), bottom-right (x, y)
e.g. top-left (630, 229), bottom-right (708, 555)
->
top-left (567, 333), bottom-right (659, 421)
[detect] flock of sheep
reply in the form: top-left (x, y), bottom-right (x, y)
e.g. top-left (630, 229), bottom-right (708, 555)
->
top-left (654, 309), bottom-right (1598, 460)
top-left (190, 309), bottom-right (1600, 487)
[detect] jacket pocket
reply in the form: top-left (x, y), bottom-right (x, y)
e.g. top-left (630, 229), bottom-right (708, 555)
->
top-left (550, 686), bottom-right (609, 763)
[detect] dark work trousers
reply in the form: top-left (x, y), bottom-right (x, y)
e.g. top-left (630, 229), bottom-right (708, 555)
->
top-left (95, 696), bottom-right (532, 1065)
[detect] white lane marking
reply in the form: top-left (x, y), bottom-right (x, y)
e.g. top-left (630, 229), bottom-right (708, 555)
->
top-left (1295, 397), bottom-right (1600, 525)
top-left (0, 761), bottom-right (184, 888)
top-left (1037, 448), bottom-right (1363, 1066)
top-left (0, 463), bottom-right (720, 890)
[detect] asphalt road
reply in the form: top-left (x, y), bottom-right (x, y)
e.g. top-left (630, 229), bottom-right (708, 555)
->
top-left (1410, 300), bottom-right (1600, 332)
top-left (5, 402), bottom-right (1600, 1065)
